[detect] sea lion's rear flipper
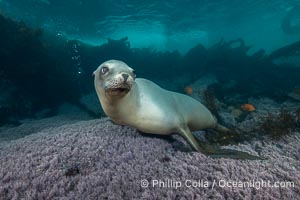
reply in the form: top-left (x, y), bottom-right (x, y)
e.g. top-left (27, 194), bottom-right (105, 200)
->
top-left (178, 127), bottom-right (263, 160)
top-left (199, 143), bottom-right (263, 160)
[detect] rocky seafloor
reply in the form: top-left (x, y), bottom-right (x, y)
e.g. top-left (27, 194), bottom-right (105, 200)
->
top-left (0, 98), bottom-right (299, 200)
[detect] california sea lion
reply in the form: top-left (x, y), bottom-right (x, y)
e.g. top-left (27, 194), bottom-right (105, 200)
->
top-left (94, 60), bottom-right (260, 159)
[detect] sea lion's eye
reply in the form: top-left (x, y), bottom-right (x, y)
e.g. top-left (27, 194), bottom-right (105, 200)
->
top-left (101, 66), bottom-right (109, 75)
top-left (132, 70), bottom-right (136, 79)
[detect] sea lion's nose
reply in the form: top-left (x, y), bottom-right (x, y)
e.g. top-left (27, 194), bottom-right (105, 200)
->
top-left (122, 74), bottom-right (129, 82)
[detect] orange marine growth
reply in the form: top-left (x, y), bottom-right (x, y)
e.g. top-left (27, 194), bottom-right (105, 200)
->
top-left (241, 104), bottom-right (256, 112)
top-left (185, 86), bottom-right (193, 95)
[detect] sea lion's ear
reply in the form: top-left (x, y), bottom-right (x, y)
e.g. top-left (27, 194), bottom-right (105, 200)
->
top-left (92, 71), bottom-right (96, 76)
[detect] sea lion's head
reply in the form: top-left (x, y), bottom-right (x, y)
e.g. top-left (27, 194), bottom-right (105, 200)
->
top-left (93, 60), bottom-right (136, 98)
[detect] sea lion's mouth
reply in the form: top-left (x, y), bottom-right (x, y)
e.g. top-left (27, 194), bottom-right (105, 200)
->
top-left (105, 87), bottom-right (130, 96)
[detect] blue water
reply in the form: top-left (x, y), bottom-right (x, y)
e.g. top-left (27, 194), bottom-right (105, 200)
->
top-left (1, 0), bottom-right (300, 53)
top-left (0, 2), bottom-right (300, 199)
top-left (0, 0), bottom-right (300, 125)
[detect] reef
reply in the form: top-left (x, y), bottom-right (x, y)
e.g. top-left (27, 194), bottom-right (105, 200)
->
top-left (63, 162), bottom-right (80, 177)
top-left (0, 114), bottom-right (299, 199)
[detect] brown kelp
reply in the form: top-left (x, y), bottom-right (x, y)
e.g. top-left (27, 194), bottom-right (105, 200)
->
top-left (260, 109), bottom-right (299, 140)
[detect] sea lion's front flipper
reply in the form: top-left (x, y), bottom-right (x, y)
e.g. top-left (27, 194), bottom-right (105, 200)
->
top-left (178, 127), bottom-right (263, 160)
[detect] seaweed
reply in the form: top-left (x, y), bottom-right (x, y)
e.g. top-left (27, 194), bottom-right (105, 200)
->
top-left (268, 40), bottom-right (300, 60)
top-left (0, 14), bottom-right (80, 120)
top-left (260, 109), bottom-right (299, 140)
top-left (205, 129), bottom-right (242, 146)
top-left (203, 87), bottom-right (219, 118)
